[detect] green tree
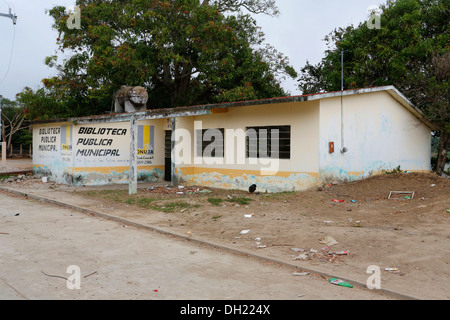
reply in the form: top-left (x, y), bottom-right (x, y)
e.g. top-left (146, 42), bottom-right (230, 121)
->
top-left (0, 97), bottom-right (29, 153)
top-left (16, 86), bottom-right (69, 121)
top-left (297, 0), bottom-right (449, 175)
top-left (21, 0), bottom-right (295, 119)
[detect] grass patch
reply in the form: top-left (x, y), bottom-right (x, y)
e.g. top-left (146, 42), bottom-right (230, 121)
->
top-left (212, 215), bottom-right (222, 221)
top-left (125, 197), bottom-right (160, 208)
top-left (77, 189), bottom-right (200, 213)
top-left (208, 197), bottom-right (223, 206)
top-left (208, 196), bottom-right (253, 206)
top-left (225, 197), bottom-right (252, 205)
top-left (78, 189), bottom-right (129, 202)
top-left (382, 165), bottom-right (407, 174)
top-left (151, 201), bottom-right (200, 213)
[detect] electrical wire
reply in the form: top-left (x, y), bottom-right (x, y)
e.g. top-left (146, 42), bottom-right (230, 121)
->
top-left (0, 0), bottom-right (16, 86)
top-left (0, 24), bottom-right (16, 86)
top-left (2, 0), bottom-right (14, 11)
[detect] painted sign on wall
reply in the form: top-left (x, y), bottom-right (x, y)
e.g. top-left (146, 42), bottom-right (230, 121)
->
top-left (34, 120), bottom-right (164, 185)
top-left (36, 127), bottom-right (61, 168)
top-left (73, 123), bottom-right (130, 167)
top-left (36, 123), bottom-right (158, 168)
top-left (38, 127), bottom-right (60, 153)
top-left (34, 125), bottom-right (66, 179)
top-left (137, 125), bottom-right (155, 165)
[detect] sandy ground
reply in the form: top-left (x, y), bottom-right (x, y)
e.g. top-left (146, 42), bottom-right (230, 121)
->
top-left (0, 191), bottom-right (399, 301)
top-left (1, 159), bottom-right (449, 299)
top-left (0, 158), bottom-right (33, 173)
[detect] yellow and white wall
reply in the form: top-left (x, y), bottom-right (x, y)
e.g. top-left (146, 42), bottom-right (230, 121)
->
top-left (32, 87), bottom-right (433, 191)
top-left (173, 100), bottom-right (321, 192)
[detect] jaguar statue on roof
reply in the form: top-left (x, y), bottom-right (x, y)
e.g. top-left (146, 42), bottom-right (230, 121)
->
top-left (114, 85), bottom-right (148, 113)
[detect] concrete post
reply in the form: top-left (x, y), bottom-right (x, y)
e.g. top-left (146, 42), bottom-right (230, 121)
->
top-left (129, 115), bottom-right (138, 195)
top-left (171, 117), bottom-right (178, 187)
top-left (0, 95), bottom-right (4, 164)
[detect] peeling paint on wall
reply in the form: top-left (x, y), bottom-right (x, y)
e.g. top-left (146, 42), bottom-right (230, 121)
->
top-left (66, 167), bottom-right (164, 186)
top-left (318, 92), bottom-right (432, 185)
top-left (176, 167), bottom-right (319, 193)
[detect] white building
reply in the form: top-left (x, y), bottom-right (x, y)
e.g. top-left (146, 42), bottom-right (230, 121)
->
top-left (32, 86), bottom-right (435, 193)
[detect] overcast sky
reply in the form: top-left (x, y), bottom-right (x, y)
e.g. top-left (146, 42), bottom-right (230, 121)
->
top-left (0, 0), bottom-right (387, 101)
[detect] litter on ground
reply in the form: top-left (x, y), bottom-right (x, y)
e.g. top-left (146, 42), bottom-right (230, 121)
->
top-left (292, 272), bottom-right (309, 276)
top-left (388, 191), bottom-right (415, 200)
top-left (319, 236), bottom-right (338, 247)
top-left (329, 278), bottom-right (353, 288)
top-left (385, 267), bottom-right (399, 272)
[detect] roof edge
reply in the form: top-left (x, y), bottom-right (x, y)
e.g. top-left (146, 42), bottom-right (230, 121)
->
top-left (384, 87), bottom-right (438, 131)
top-left (30, 86), bottom-right (437, 130)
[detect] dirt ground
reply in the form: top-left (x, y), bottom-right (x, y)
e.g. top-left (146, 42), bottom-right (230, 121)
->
top-left (0, 158), bottom-right (33, 173)
top-left (1, 191), bottom-right (399, 301)
top-left (1, 160), bottom-right (449, 299)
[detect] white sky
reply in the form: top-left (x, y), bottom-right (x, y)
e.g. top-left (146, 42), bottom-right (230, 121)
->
top-left (0, 0), bottom-right (387, 101)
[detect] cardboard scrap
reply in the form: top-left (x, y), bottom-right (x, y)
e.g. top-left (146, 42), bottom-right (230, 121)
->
top-left (319, 236), bottom-right (338, 247)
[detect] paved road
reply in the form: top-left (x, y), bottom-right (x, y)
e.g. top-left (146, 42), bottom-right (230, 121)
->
top-left (0, 191), bottom-right (392, 302)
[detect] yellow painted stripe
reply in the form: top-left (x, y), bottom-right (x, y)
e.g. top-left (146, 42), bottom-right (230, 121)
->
top-left (348, 171), bottom-right (364, 177)
top-left (177, 166), bottom-right (319, 178)
top-left (66, 125), bottom-right (71, 141)
top-left (70, 165), bottom-right (165, 174)
top-left (34, 165), bottom-right (164, 172)
top-left (143, 125), bottom-right (150, 149)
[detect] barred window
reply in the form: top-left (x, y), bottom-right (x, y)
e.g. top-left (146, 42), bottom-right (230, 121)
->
top-left (196, 128), bottom-right (225, 158)
top-left (246, 125), bottom-right (291, 159)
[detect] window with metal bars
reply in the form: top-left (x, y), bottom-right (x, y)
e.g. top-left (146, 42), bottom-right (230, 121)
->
top-left (196, 128), bottom-right (225, 158)
top-left (246, 125), bottom-right (291, 159)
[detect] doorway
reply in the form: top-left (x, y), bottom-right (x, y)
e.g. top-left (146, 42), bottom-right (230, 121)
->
top-left (164, 130), bottom-right (172, 182)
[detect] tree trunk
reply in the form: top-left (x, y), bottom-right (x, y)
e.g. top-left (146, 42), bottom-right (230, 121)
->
top-left (7, 131), bottom-right (13, 155)
top-left (436, 131), bottom-right (450, 176)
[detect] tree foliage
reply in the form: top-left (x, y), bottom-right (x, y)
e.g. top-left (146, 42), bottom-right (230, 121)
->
top-left (16, 86), bottom-right (69, 120)
top-left (297, 0), bottom-right (449, 174)
top-left (0, 98), bottom-right (30, 152)
top-left (21, 0), bottom-right (296, 120)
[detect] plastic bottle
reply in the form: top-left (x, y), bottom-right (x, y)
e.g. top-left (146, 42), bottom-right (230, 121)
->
top-left (329, 278), bottom-right (353, 288)
top-left (385, 267), bottom-right (399, 271)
